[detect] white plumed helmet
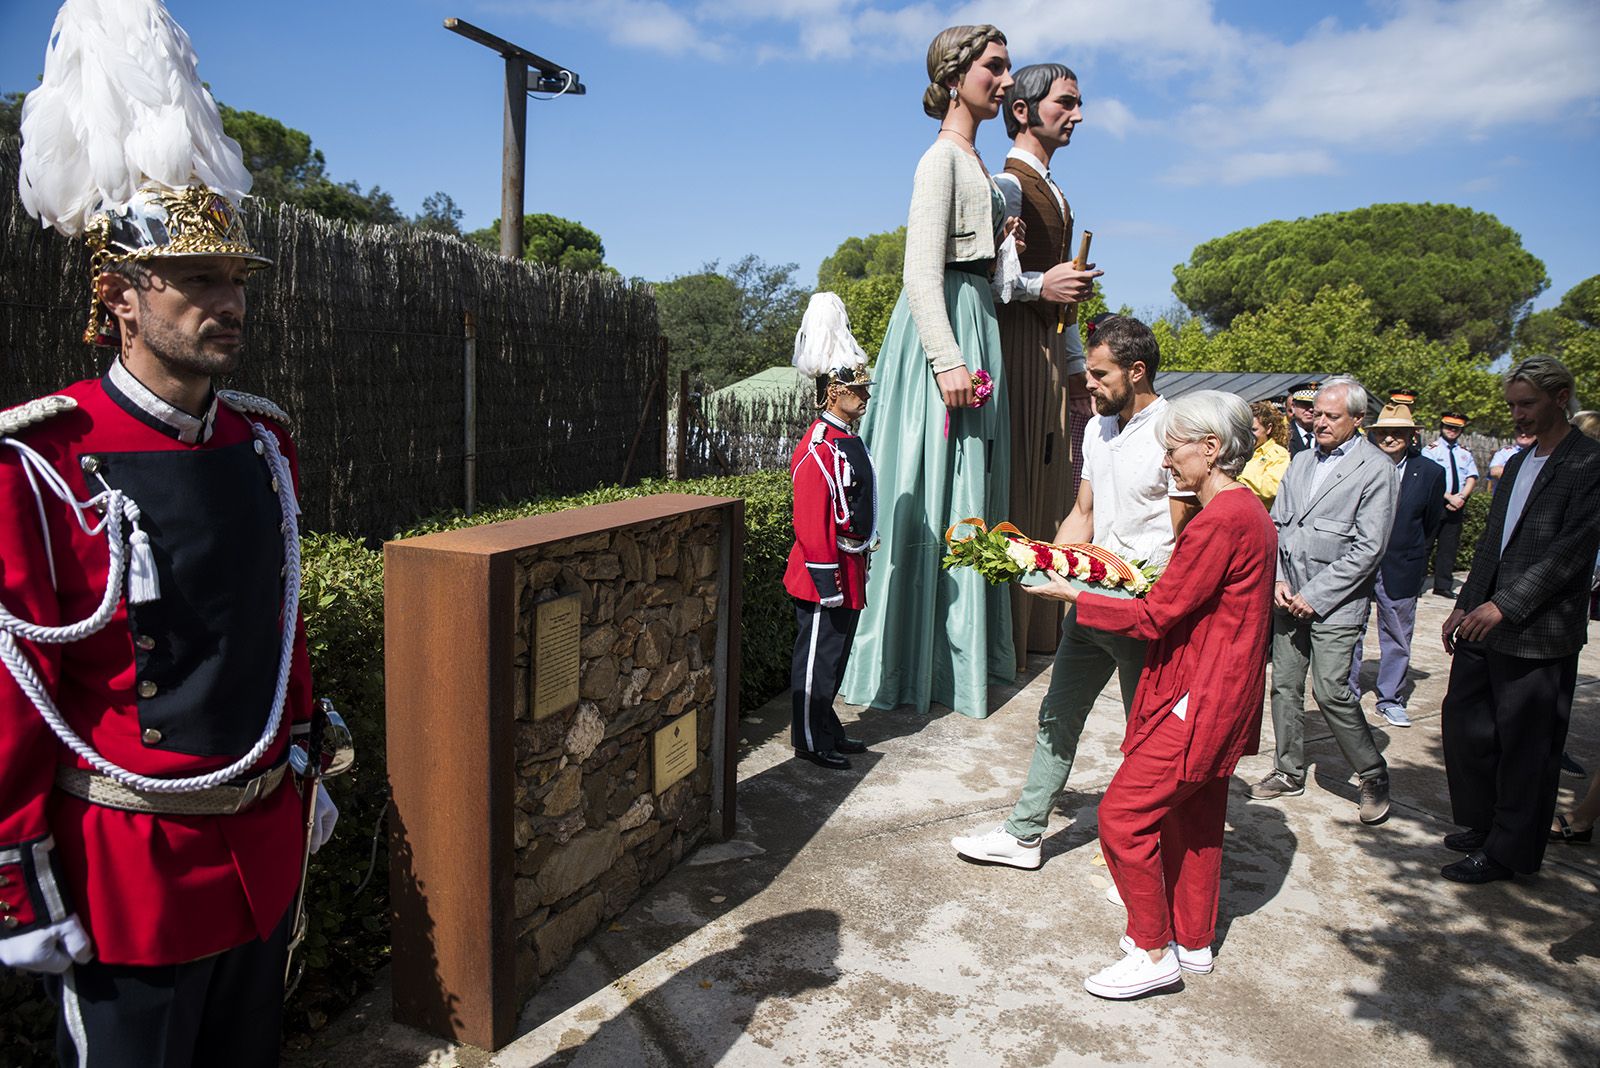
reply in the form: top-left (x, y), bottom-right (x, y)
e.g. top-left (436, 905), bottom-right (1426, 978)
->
top-left (17, 0), bottom-right (270, 344)
top-left (793, 292), bottom-right (872, 406)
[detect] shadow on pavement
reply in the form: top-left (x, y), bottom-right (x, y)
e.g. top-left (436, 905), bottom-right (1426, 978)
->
top-left (536, 909), bottom-right (841, 1067)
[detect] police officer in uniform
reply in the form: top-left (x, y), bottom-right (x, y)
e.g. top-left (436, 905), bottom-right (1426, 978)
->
top-left (0, 3), bottom-right (336, 1064)
top-left (784, 295), bottom-right (878, 770)
top-left (1421, 410), bottom-right (1480, 596)
top-left (1285, 381), bottom-right (1320, 455)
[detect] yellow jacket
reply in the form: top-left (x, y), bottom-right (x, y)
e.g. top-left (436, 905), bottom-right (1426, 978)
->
top-left (1240, 440), bottom-right (1290, 510)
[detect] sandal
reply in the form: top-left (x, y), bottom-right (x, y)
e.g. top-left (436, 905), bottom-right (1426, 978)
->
top-left (1549, 814), bottom-right (1594, 844)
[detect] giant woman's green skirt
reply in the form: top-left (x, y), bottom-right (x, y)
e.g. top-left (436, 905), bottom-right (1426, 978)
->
top-left (840, 269), bottom-right (1014, 718)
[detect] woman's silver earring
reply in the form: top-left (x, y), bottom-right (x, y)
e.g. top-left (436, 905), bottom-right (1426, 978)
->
top-left (949, 86), bottom-right (958, 100)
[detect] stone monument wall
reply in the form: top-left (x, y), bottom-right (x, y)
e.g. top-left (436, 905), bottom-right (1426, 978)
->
top-left (509, 514), bottom-right (723, 994)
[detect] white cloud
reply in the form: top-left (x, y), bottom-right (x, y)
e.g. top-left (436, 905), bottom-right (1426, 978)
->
top-left (1091, 97), bottom-right (1137, 139)
top-left (1461, 175), bottom-right (1500, 192)
top-left (504, 0), bottom-right (726, 59)
top-left (511, 0), bottom-right (1600, 184)
top-left (1229, 0), bottom-right (1600, 150)
top-left (1162, 150), bottom-right (1338, 187)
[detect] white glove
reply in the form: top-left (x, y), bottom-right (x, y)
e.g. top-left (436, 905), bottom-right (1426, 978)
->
top-left (309, 784), bottom-right (339, 854)
top-left (0, 915), bottom-right (93, 974)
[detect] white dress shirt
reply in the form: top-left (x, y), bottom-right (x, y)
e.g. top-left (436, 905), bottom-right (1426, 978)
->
top-left (1080, 396), bottom-right (1190, 568)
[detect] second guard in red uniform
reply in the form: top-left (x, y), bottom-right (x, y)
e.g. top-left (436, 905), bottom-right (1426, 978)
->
top-left (785, 295), bottom-right (878, 770)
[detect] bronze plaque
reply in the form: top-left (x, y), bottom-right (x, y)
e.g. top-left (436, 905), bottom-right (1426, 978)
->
top-left (652, 709), bottom-right (698, 793)
top-left (532, 593), bottom-right (582, 720)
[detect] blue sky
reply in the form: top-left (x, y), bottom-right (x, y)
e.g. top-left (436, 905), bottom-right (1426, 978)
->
top-left (3, 0), bottom-right (1598, 322)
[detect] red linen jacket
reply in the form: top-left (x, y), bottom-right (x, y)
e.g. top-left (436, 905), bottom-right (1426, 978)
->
top-left (1075, 487), bottom-right (1276, 782)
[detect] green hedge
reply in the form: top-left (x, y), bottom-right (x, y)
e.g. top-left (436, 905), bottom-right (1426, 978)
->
top-left (1, 472), bottom-right (797, 1064)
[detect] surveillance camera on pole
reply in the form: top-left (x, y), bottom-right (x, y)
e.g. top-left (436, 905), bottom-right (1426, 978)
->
top-left (444, 18), bottom-right (586, 260)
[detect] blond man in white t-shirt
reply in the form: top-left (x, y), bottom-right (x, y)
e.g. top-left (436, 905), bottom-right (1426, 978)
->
top-left (954, 315), bottom-right (1198, 868)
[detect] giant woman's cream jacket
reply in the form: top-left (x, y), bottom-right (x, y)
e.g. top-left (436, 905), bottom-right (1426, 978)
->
top-left (903, 138), bottom-right (999, 375)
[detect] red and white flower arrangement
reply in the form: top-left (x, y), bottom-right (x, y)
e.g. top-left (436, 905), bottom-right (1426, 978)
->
top-left (942, 519), bottom-right (1158, 596)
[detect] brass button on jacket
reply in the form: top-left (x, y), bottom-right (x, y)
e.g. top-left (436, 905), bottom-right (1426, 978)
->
top-left (142, 727), bottom-right (163, 744)
top-left (137, 679), bottom-right (158, 699)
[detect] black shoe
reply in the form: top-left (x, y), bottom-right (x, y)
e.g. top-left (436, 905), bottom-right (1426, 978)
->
top-left (834, 737), bottom-right (868, 755)
top-left (1561, 751), bottom-right (1587, 776)
top-left (1432, 588), bottom-right (1456, 599)
top-left (1441, 851), bottom-right (1514, 884)
top-left (795, 748), bottom-right (851, 770)
top-left (1443, 828), bottom-right (1488, 853)
top-left (1549, 814), bottom-right (1594, 844)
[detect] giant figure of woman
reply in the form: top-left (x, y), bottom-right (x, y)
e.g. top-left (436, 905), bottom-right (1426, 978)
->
top-left (840, 25), bottom-right (1017, 718)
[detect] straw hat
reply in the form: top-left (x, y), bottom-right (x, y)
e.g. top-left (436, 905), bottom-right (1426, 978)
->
top-left (1370, 400), bottom-right (1420, 430)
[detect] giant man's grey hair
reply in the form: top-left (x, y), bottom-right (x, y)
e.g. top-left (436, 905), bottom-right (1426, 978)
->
top-left (1156, 390), bottom-right (1255, 477)
top-left (1317, 375), bottom-right (1370, 421)
top-left (1002, 62), bottom-right (1077, 140)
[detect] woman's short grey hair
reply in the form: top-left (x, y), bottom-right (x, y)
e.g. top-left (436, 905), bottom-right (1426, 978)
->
top-left (1157, 390), bottom-right (1255, 477)
top-left (1506, 355), bottom-right (1579, 416)
top-left (1317, 375), bottom-right (1369, 420)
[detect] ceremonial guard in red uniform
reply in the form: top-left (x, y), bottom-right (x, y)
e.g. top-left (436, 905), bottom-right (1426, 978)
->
top-left (784, 294), bottom-right (878, 770)
top-left (1, 4), bottom-right (344, 1065)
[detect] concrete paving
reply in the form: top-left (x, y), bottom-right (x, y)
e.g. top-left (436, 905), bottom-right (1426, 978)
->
top-left (294, 591), bottom-right (1600, 1067)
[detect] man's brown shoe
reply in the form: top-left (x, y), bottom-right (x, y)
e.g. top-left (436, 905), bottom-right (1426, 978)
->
top-left (1247, 771), bottom-right (1304, 800)
top-left (1358, 773), bottom-right (1391, 825)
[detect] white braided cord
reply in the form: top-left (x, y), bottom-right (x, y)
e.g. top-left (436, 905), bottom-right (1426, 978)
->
top-left (0, 423), bottom-right (301, 794)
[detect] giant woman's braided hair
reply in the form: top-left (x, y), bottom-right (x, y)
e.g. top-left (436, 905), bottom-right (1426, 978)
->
top-left (922, 24), bottom-right (1007, 119)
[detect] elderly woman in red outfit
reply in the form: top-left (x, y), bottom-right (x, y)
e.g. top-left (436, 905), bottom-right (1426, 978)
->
top-left (1024, 389), bottom-right (1277, 999)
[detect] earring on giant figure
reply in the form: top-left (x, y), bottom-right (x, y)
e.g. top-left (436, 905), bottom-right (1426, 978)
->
top-left (949, 86), bottom-right (958, 100)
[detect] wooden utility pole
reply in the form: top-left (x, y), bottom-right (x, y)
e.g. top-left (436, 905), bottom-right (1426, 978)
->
top-left (444, 18), bottom-right (586, 260)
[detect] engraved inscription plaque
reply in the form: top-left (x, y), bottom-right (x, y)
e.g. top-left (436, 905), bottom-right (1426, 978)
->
top-left (532, 593), bottom-right (582, 720)
top-left (652, 709), bottom-right (697, 793)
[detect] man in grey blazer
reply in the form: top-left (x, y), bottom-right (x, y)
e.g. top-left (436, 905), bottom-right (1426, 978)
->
top-left (1250, 377), bottom-right (1399, 824)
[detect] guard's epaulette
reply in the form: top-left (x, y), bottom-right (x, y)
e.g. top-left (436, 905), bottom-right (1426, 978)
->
top-left (0, 395), bottom-right (78, 437)
top-left (217, 389), bottom-right (291, 426)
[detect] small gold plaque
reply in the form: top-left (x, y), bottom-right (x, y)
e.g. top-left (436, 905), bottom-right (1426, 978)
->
top-left (532, 593), bottom-right (582, 720)
top-left (652, 709), bottom-right (698, 794)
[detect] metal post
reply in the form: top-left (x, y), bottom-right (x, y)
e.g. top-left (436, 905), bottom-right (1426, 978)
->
top-left (463, 311), bottom-right (477, 515)
top-left (501, 56), bottom-right (527, 260)
top-left (676, 368), bottom-right (689, 480)
top-left (658, 337), bottom-right (670, 477)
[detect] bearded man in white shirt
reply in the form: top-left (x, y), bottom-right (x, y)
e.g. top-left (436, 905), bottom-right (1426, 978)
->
top-left (953, 315), bottom-right (1197, 869)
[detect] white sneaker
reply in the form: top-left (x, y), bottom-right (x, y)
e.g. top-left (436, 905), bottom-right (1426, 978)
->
top-left (1118, 935), bottom-right (1214, 974)
top-left (1084, 946), bottom-right (1183, 999)
top-left (1105, 881), bottom-right (1124, 906)
top-left (950, 825), bottom-right (1041, 870)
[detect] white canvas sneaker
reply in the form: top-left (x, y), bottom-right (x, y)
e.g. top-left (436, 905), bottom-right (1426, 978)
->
top-left (1084, 946), bottom-right (1183, 999)
top-left (950, 825), bottom-right (1042, 869)
top-left (1118, 935), bottom-right (1214, 973)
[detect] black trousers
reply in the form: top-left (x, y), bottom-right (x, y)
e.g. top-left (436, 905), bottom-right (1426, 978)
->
top-left (1441, 641), bottom-right (1577, 873)
top-left (791, 600), bottom-right (860, 753)
top-left (44, 907), bottom-right (290, 1068)
top-left (1432, 512), bottom-right (1465, 594)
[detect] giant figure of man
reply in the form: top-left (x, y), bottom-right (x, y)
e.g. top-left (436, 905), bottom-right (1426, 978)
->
top-left (994, 63), bottom-right (1102, 670)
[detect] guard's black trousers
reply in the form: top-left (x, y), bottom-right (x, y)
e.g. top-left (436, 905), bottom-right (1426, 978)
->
top-left (45, 906), bottom-right (290, 1068)
top-left (791, 600), bottom-right (860, 754)
top-left (1431, 512), bottom-right (1465, 594)
top-left (1442, 641), bottom-right (1577, 873)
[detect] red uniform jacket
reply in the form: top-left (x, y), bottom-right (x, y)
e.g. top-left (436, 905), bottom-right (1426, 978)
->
top-left (0, 376), bottom-right (311, 966)
top-left (1074, 488), bottom-right (1277, 782)
top-left (783, 414), bottom-right (877, 610)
